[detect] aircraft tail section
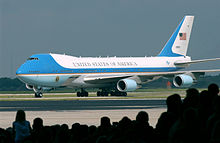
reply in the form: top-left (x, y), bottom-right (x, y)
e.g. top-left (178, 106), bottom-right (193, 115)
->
top-left (158, 16), bottom-right (194, 57)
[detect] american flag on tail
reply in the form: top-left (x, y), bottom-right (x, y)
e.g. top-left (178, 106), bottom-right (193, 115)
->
top-left (179, 33), bottom-right (186, 40)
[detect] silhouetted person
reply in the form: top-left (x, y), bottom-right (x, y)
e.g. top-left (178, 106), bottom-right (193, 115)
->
top-left (118, 116), bottom-right (132, 130)
top-left (37, 126), bottom-right (53, 143)
top-left (96, 136), bottom-right (110, 143)
top-left (208, 83), bottom-right (219, 97)
top-left (87, 125), bottom-right (97, 143)
top-left (166, 94), bottom-right (182, 116)
top-left (69, 123), bottom-right (80, 143)
top-left (100, 116), bottom-right (111, 128)
top-left (182, 88), bottom-right (199, 110)
top-left (32, 117), bottom-right (43, 131)
top-left (156, 94), bottom-right (182, 142)
top-left (207, 96), bottom-right (220, 141)
top-left (208, 83), bottom-right (220, 113)
top-left (31, 117), bottom-right (44, 142)
top-left (55, 124), bottom-right (70, 143)
top-left (97, 116), bottom-right (112, 137)
top-left (169, 107), bottom-right (202, 143)
top-left (136, 111), bottom-right (149, 124)
top-left (0, 128), bottom-right (13, 143)
top-left (13, 110), bottom-right (31, 143)
top-left (209, 120), bottom-right (220, 143)
top-left (107, 116), bottom-right (135, 143)
top-left (198, 90), bottom-right (216, 128)
top-left (79, 125), bottom-right (89, 142)
top-left (134, 111), bottom-right (155, 143)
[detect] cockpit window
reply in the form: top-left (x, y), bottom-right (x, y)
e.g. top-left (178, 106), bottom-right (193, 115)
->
top-left (27, 57), bottom-right (39, 61)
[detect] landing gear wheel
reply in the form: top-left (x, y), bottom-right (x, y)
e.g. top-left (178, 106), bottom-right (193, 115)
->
top-left (110, 91), bottom-right (127, 96)
top-left (84, 92), bottom-right (88, 97)
top-left (35, 92), bottom-right (43, 98)
top-left (103, 92), bottom-right (108, 96)
top-left (77, 90), bottom-right (89, 97)
top-left (122, 92), bottom-right (127, 96)
top-left (77, 92), bottom-right (81, 97)
top-left (97, 91), bottom-right (109, 96)
top-left (97, 91), bottom-right (101, 96)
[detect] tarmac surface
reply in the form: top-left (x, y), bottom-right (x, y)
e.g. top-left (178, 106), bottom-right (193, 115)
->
top-left (0, 99), bottom-right (166, 129)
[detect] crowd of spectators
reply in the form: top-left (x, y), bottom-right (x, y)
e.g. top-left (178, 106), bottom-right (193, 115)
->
top-left (0, 83), bottom-right (220, 143)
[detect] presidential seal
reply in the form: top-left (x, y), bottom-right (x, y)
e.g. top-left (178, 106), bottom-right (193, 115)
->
top-left (55, 76), bottom-right (60, 82)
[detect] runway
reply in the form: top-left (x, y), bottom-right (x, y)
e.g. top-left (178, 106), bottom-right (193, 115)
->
top-left (0, 99), bottom-right (166, 111)
top-left (0, 99), bottom-right (166, 129)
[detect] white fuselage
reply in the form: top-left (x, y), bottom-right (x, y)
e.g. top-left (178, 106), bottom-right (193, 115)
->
top-left (16, 53), bottom-right (191, 88)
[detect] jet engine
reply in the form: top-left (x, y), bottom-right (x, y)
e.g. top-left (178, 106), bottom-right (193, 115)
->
top-left (173, 74), bottom-right (195, 87)
top-left (26, 84), bottom-right (33, 90)
top-left (117, 79), bottom-right (138, 92)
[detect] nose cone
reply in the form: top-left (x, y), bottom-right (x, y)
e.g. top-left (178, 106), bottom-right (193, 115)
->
top-left (16, 67), bottom-right (23, 75)
top-left (16, 63), bottom-right (27, 75)
top-left (16, 63), bottom-right (29, 83)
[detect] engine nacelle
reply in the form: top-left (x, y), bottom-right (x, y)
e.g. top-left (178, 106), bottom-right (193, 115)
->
top-left (117, 79), bottom-right (138, 92)
top-left (173, 74), bottom-right (194, 87)
top-left (26, 84), bottom-right (33, 90)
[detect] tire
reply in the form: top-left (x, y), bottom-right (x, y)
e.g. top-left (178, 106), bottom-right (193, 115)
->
top-left (35, 92), bottom-right (43, 98)
top-left (39, 93), bottom-right (43, 97)
top-left (85, 92), bottom-right (88, 97)
top-left (34, 93), bottom-right (38, 98)
top-left (104, 92), bottom-right (108, 96)
top-left (110, 91), bottom-right (115, 96)
top-left (97, 91), bottom-right (101, 96)
top-left (123, 92), bottom-right (127, 96)
top-left (77, 92), bottom-right (81, 97)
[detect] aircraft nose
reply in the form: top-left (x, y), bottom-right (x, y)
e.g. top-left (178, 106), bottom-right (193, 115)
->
top-left (16, 63), bottom-right (31, 83)
top-left (16, 63), bottom-right (28, 76)
top-left (16, 68), bottom-right (23, 75)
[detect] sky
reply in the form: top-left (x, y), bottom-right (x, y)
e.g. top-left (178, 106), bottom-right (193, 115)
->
top-left (0, 0), bottom-right (220, 77)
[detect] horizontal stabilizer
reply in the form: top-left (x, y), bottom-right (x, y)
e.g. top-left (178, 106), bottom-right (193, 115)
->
top-left (174, 58), bottom-right (220, 65)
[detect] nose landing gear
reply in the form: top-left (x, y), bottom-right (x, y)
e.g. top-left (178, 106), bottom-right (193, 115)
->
top-left (35, 92), bottom-right (43, 98)
top-left (33, 86), bottom-right (43, 98)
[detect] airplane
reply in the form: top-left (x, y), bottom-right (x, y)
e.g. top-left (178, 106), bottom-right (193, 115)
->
top-left (16, 15), bottom-right (220, 97)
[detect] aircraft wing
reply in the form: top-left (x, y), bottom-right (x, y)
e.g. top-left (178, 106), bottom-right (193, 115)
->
top-left (84, 75), bottom-right (132, 84)
top-left (138, 69), bottom-right (220, 81)
top-left (174, 58), bottom-right (220, 65)
top-left (62, 75), bottom-right (80, 86)
top-left (82, 69), bottom-right (220, 84)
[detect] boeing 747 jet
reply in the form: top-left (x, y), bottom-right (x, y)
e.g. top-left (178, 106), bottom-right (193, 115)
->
top-left (16, 16), bottom-right (220, 97)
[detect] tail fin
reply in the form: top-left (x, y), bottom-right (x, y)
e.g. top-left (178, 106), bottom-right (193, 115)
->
top-left (158, 16), bottom-right (194, 57)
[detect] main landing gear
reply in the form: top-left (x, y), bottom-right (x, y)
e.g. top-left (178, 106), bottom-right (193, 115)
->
top-left (33, 86), bottom-right (43, 98)
top-left (97, 90), bottom-right (127, 97)
top-left (77, 89), bottom-right (89, 97)
top-left (76, 89), bottom-right (127, 97)
top-left (110, 91), bottom-right (127, 96)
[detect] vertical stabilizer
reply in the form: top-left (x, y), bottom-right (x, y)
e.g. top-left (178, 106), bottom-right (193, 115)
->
top-left (158, 16), bottom-right (194, 57)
